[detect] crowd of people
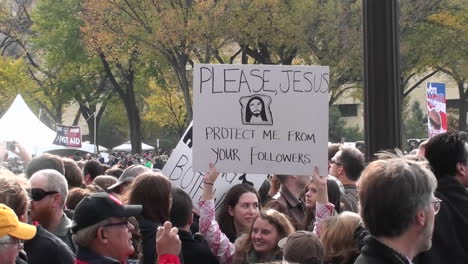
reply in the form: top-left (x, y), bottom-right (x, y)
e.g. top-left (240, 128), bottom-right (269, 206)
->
top-left (0, 131), bottom-right (467, 264)
top-left (1, 150), bottom-right (168, 176)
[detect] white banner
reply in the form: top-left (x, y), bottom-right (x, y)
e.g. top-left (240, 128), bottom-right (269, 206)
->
top-left (193, 64), bottom-right (329, 175)
top-left (162, 123), bottom-right (266, 209)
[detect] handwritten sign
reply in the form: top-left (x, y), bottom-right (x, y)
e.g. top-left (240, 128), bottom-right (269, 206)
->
top-left (193, 64), bottom-right (329, 175)
top-left (53, 124), bottom-right (82, 147)
top-left (162, 122), bottom-right (266, 209)
top-left (427, 82), bottom-right (447, 137)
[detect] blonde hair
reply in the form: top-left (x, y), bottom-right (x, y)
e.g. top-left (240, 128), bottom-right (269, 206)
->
top-left (321, 211), bottom-right (361, 263)
top-left (237, 209), bottom-right (295, 262)
top-left (0, 171), bottom-right (30, 217)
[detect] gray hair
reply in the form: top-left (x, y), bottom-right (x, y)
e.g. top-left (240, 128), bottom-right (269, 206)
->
top-left (31, 169), bottom-right (68, 207)
top-left (0, 235), bottom-right (14, 243)
top-left (0, 235), bottom-right (19, 249)
top-left (359, 157), bottom-right (437, 238)
top-left (72, 219), bottom-right (111, 247)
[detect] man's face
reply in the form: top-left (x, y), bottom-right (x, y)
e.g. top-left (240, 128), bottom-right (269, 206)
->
top-left (329, 151), bottom-right (343, 177)
top-left (249, 99), bottom-right (263, 115)
top-left (102, 217), bottom-right (135, 262)
top-left (29, 176), bottom-right (57, 227)
top-left (419, 195), bottom-right (438, 253)
top-left (458, 143), bottom-right (468, 187)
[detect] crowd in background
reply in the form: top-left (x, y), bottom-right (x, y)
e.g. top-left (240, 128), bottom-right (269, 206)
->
top-left (1, 150), bottom-right (169, 176)
top-left (0, 131), bottom-right (467, 264)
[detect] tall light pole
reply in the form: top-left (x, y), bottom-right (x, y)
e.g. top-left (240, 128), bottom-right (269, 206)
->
top-left (85, 112), bottom-right (98, 153)
top-left (363, 0), bottom-right (402, 160)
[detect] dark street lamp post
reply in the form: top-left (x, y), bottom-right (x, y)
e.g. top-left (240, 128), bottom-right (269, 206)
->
top-left (363, 0), bottom-right (402, 160)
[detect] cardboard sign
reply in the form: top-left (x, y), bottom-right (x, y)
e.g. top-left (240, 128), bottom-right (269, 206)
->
top-left (427, 82), bottom-right (447, 137)
top-left (193, 64), bottom-right (329, 175)
top-left (162, 122), bottom-right (266, 209)
top-left (53, 124), bottom-right (82, 147)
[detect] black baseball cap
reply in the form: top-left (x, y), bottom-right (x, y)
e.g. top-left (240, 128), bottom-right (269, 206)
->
top-left (71, 192), bottom-right (142, 233)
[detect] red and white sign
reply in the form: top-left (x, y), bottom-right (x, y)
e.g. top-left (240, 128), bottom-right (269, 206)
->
top-left (53, 124), bottom-right (82, 147)
top-left (427, 82), bottom-right (447, 137)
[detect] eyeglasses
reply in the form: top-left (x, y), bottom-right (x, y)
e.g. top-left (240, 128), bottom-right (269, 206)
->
top-left (0, 238), bottom-right (23, 249)
top-left (330, 159), bottom-right (342, 166)
top-left (103, 219), bottom-right (130, 229)
top-left (432, 198), bottom-right (442, 215)
top-left (30, 188), bottom-right (59, 201)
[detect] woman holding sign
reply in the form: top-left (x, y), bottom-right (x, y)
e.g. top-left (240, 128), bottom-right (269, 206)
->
top-left (217, 183), bottom-right (260, 242)
top-left (303, 178), bottom-right (343, 231)
top-left (199, 164), bottom-right (295, 263)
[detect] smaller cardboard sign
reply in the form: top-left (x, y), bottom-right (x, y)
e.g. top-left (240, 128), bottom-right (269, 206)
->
top-left (427, 82), bottom-right (447, 137)
top-left (53, 124), bottom-right (82, 147)
top-left (162, 122), bottom-right (266, 210)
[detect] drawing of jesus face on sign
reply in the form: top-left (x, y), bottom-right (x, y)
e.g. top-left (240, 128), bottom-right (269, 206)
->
top-left (240, 94), bottom-right (273, 126)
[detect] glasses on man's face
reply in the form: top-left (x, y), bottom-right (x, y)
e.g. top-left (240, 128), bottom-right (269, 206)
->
top-left (330, 159), bottom-right (342, 166)
top-left (29, 188), bottom-right (59, 201)
top-left (432, 197), bottom-right (442, 215)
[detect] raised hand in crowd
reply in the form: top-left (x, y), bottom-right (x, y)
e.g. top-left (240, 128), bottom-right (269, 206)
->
top-left (0, 141), bottom-right (32, 168)
top-left (267, 174), bottom-right (280, 197)
top-left (9, 141), bottom-right (32, 167)
top-left (0, 142), bottom-right (6, 165)
top-left (312, 166), bottom-right (329, 205)
top-left (156, 221), bottom-right (181, 259)
top-left (201, 162), bottom-right (219, 201)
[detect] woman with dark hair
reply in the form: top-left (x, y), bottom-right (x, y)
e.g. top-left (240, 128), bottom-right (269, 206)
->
top-left (217, 183), bottom-right (260, 242)
top-left (123, 171), bottom-right (172, 264)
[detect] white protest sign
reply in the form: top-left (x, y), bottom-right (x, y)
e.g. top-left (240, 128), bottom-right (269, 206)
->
top-left (193, 64), bottom-right (329, 175)
top-left (162, 122), bottom-right (266, 209)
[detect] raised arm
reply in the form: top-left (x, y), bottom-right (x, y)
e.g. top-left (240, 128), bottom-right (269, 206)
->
top-left (198, 163), bottom-right (235, 264)
top-left (201, 163), bottom-right (219, 201)
top-left (11, 141), bottom-right (32, 168)
top-left (312, 166), bottom-right (335, 238)
top-left (0, 142), bottom-right (6, 166)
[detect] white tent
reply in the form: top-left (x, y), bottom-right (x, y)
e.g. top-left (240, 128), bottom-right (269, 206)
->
top-left (0, 95), bottom-right (56, 154)
top-left (83, 141), bottom-right (108, 152)
top-left (112, 141), bottom-right (154, 152)
top-left (0, 94), bottom-right (99, 154)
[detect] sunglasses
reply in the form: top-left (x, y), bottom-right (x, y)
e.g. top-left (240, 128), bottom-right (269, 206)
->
top-left (30, 188), bottom-right (59, 201)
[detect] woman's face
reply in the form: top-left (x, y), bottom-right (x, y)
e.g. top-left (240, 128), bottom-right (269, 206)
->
top-left (228, 192), bottom-right (259, 231)
top-left (251, 217), bottom-right (280, 255)
top-left (249, 99), bottom-right (263, 114)
top-left (305, 182), bottom-right (318, 209)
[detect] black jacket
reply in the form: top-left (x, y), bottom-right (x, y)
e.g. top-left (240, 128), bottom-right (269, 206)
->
top-left (179, 230), bottom-right (219, 264)
top-left (24, 225), bottom-right (75, 264)
top-left (354, 237), bottom-right (410, 264)
top-left (414, 176), bottom-right (468, 264)
top-left (138, 217), bottom-right (160, 264)
top-left (75, 246), bottom-right (120, 264)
